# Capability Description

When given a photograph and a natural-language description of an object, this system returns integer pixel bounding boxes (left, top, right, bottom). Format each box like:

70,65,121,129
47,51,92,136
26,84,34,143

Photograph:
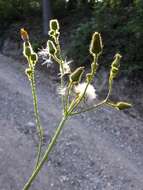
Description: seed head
74,82,96,102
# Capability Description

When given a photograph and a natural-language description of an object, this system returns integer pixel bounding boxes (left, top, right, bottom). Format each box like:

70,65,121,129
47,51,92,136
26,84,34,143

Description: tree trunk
42,0,52,35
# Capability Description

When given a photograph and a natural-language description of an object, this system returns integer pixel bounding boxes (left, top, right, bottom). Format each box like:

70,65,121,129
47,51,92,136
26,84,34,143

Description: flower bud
47,40,57,55
110,66,119,79
116,102,132,110
20,28,29,42
90,32,103,56
48,30,60,42
86,73,92,82
30,53,38,64
111,53,122,68
48,30,55,36
50,19,60,31
23,42,33,58
109,53,122,80
25,68,32,80
70,67,84,83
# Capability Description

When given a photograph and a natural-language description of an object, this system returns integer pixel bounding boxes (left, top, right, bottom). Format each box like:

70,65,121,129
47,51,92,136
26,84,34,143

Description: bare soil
0,54,143,190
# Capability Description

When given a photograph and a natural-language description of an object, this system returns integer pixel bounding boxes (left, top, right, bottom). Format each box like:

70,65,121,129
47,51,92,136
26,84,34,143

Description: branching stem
30,67,43,168
23,116,67,190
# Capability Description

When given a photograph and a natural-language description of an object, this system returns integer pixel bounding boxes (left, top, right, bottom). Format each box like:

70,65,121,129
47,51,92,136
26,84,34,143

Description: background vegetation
0,0,142,75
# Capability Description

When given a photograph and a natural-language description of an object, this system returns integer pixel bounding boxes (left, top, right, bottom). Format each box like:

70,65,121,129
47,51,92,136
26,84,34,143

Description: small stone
26,121,35,127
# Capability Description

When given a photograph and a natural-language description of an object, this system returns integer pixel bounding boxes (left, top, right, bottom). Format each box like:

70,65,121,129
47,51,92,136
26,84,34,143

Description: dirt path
0,54,143,190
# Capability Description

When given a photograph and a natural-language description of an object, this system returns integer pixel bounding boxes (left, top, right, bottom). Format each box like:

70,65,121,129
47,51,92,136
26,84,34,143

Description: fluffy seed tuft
74,82,96,102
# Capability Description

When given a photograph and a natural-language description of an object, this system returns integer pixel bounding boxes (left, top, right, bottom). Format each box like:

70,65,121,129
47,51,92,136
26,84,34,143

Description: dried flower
38,47,53,67
63,58,72,75
42,58,53,68
20,28,29,42
58,87,67,96
38,46,48,57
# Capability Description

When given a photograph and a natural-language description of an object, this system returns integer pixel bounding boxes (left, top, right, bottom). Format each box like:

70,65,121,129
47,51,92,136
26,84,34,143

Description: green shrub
67,19,97,67
67,0,143,73
0,0,41,23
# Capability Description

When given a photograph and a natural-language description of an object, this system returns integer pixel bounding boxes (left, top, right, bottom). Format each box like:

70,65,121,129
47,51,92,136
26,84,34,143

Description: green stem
30,67,43,168
105,79,113,102
23,116,67,190
70,100,106,116
68,81,90,114
54,39,65,112
60,65,65,112
52,55,65,112
68,55,99,114
69,79,113,117
69,77,113,116
65,82,72,113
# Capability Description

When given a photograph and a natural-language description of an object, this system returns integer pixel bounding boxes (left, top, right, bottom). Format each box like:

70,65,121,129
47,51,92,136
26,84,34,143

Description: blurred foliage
66,0,143,73
51,0,93,18
0,0,142,73
51,0,67,18
0,0,42,49
0,0,41,24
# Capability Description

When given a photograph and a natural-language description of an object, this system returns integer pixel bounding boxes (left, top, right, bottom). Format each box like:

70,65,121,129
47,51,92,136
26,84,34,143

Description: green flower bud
90,32,103,56
23,42,33,58
86,62,98,82
116,102,132,110
30,53,38,64
109,53,122,81
50,19,60,31
47,40,57,55
48,30,55,36
111,53,122,68
110,66,119,79
86,73,92,82
55,32,60,40
48,30,60,42
25,68,32,80
70,67,84,83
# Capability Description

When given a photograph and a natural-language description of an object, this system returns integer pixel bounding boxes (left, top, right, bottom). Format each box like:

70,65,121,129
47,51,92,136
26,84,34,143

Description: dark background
0,0,143,77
